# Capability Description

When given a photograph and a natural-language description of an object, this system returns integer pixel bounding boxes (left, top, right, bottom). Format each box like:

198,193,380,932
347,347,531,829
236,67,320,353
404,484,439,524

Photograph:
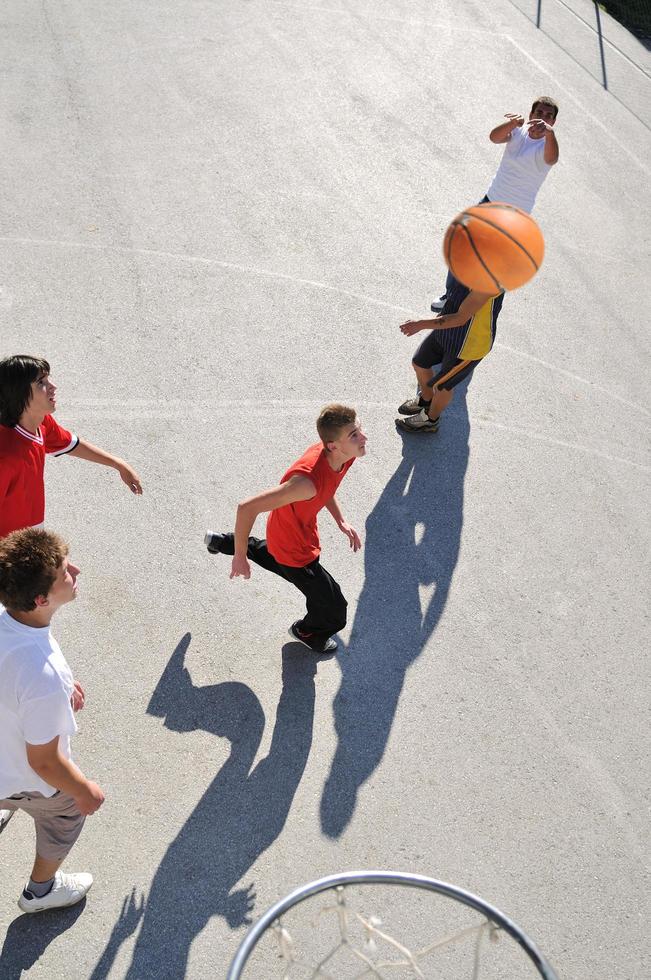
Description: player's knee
333,594,347,631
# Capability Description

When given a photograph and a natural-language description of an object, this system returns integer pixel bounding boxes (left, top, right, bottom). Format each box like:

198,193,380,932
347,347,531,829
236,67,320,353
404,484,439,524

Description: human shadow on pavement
90,633,317,979
320,387,470,837
0,900,85,978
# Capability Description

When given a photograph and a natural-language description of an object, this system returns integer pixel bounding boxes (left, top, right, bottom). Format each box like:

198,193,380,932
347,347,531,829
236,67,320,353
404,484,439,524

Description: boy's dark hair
531,95,559,119
316,404,357,447
0,528,68,612
0,355,50,427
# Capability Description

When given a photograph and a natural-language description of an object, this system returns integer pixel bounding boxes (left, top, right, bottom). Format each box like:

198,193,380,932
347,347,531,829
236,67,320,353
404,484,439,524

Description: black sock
418,396,431,408
25,876,55,898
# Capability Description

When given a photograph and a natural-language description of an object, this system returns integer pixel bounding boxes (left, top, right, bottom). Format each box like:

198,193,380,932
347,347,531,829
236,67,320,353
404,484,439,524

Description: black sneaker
204,531,226,554
288,622,337,653
430,295,447,312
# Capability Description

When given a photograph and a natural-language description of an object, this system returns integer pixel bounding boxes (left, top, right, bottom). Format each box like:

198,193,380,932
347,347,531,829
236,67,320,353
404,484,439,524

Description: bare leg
428,386,454,419
30,855,63,882
412,364,454,419
413,364,435,397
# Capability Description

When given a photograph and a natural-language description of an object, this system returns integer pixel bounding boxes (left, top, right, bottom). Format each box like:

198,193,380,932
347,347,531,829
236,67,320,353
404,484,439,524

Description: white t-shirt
0,608,77,798
486,125,552,213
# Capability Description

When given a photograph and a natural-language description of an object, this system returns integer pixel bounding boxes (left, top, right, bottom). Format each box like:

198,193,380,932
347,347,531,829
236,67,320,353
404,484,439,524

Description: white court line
61,399,650,473
265,0,650,174
265,1,503,35
2,234,649,416
473,418,650,473
504,35,650,173
495,344,650,417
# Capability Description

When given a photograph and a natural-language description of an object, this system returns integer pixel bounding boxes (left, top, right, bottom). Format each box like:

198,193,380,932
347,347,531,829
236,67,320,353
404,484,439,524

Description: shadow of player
320,388,470,837
90,633,316,980
0,900,86,978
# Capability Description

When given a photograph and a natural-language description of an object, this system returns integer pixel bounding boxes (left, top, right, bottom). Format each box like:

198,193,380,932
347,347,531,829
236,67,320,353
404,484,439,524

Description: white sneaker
0,809,14,835
18,870,93,913
430,295,447,312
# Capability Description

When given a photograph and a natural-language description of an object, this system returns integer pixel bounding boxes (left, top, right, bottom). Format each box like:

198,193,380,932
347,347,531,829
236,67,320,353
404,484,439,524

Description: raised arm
69,438,142,494
400,289,497,337
325,495,361,552
489,112,524,144
231,475,316,579
527,118,559,164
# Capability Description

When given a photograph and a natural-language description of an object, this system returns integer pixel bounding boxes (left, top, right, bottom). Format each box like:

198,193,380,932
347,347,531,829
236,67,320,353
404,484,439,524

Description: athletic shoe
430,295,447,312
0,809,14,835
395,410,440,434
204,531,226,554
397,396,430,416
18,871,93,913
288,622,337,653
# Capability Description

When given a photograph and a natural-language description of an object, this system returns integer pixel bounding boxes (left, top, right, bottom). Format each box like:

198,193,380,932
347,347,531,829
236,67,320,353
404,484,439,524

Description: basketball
442,202,545,292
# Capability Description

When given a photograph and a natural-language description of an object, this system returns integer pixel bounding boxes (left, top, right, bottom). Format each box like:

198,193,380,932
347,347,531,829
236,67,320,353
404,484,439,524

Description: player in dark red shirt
0,355,142,538
205,404,367,653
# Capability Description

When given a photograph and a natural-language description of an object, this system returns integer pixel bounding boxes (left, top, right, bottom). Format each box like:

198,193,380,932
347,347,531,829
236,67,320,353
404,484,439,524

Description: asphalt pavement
0,1,649,977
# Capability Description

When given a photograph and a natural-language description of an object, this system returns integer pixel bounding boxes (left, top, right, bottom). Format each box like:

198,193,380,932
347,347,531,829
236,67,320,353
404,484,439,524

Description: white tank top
486,126,552,213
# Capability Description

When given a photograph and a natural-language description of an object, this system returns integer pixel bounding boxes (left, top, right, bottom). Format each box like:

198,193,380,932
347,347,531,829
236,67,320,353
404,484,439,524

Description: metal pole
594,1,608,89
536,0,542,28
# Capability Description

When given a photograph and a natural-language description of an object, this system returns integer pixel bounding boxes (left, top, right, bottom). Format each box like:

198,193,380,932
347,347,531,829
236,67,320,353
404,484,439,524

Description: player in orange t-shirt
205,404,367,654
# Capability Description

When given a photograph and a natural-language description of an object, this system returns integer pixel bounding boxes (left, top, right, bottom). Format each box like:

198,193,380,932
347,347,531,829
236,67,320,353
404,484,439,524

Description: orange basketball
443,202,545,292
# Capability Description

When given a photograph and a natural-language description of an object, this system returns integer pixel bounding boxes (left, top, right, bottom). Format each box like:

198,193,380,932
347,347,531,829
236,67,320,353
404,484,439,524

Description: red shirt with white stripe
0,416,78,537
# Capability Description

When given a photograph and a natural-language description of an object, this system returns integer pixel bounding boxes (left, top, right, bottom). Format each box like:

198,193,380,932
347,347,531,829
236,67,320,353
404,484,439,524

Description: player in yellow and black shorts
396,276,504,434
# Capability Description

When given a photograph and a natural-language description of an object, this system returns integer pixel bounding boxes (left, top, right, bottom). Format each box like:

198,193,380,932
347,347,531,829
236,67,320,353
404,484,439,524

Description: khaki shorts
0,790,85,861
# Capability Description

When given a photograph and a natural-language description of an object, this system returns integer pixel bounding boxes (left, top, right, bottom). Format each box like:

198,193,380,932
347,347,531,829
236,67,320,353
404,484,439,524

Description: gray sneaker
0,809,14,835
18,870,93,913
398,396,430,416
395,410,440,434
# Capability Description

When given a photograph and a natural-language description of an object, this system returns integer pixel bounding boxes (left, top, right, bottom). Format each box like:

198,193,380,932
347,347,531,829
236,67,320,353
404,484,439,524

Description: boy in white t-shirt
0,528,105,913
431,96,559,310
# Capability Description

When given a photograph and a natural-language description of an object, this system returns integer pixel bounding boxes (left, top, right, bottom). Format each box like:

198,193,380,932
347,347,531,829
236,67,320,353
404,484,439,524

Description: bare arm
400,290,497,337
69,438,142,494
525,118,559,164
325,496,361,552
489,113,524,144
231,475,316,579
26,736,105,815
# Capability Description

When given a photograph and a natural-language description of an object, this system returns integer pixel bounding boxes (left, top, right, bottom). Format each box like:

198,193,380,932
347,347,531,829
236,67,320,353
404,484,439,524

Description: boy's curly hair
0,528,68,612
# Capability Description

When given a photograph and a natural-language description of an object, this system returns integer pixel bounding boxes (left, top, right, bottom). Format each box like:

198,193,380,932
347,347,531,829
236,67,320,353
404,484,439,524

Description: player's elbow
237,499,259,521
26,739,60,775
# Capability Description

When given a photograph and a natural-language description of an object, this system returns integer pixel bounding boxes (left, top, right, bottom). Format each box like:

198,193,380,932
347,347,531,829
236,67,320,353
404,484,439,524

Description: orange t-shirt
266,443,355,567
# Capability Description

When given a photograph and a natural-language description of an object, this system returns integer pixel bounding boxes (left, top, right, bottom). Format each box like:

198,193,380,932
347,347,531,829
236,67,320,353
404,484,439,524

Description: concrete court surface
0,0,649,977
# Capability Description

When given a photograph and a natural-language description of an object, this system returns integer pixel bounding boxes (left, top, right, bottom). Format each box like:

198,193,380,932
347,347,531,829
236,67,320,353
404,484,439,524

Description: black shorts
412,333,481,391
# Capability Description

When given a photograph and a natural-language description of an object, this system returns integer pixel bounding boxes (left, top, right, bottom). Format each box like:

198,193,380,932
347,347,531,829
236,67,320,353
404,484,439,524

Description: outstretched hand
230,555,252,580
505,112,525,127
400,319,430,337
339,522,362,552
527,118,552,136
118,462,143,494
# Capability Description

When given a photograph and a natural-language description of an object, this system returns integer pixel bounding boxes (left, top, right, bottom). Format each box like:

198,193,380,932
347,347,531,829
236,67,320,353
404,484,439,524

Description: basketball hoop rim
226,870,559,980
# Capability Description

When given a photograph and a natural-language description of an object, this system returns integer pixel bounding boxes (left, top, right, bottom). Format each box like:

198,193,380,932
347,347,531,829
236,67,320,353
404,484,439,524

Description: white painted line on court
264,2,503,35
1,235,647,418
263,0,651,173
504,35,651,174
59,400,650,473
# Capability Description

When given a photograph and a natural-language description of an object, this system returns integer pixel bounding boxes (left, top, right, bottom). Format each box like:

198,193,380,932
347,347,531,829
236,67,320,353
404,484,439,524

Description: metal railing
511,0,650,128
